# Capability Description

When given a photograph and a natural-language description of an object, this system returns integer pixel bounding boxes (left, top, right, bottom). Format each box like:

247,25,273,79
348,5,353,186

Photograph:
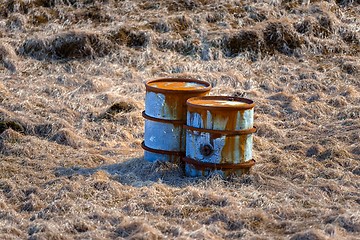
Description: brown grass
0,0,359,239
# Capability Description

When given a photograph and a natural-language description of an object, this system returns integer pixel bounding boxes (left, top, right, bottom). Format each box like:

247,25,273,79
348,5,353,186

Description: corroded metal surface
145,78,212,120
142,78,211,162
183,125,257,136
182,157,256,170
142,111,184,124
141,141,185,156
184,96,256,177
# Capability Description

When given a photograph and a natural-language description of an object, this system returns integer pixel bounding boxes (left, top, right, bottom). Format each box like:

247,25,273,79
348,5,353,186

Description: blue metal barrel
142,78,211,163
183,96,256,177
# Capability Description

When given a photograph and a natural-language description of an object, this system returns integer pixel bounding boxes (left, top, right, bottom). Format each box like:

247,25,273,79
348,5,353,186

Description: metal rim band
184,125,257,136
142,111,185,124
182,157,256,170
187,96,255,111
141,141,185,156
145,78,212,94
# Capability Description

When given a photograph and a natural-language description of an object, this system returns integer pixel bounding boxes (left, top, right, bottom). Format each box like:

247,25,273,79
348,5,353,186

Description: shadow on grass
54,157,204,188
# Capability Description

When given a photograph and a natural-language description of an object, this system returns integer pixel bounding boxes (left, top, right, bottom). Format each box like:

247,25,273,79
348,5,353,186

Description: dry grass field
0,0,359,239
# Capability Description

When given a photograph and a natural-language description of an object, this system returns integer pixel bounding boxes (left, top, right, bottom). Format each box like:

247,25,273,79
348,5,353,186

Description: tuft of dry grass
263,21,304,55
19,31,114,61
0,43,17,72
223,30,263,57
100,101,139,121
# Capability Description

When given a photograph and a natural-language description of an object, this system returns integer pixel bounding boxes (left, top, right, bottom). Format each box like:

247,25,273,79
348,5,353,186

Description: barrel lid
145,78,211,94
187,96,255,110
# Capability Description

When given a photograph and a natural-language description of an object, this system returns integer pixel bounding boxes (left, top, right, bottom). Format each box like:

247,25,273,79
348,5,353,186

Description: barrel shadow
54,157,202,187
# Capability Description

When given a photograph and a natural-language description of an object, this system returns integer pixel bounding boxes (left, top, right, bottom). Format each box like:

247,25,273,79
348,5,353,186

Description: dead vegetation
111,28,150,49
223,30,263,57
0,121,25,134
0,0,359,239
0,43,17,72
263,21,304,55
19,31,114,61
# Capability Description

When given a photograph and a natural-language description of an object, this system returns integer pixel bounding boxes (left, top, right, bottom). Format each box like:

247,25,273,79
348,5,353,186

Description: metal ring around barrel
141,141,185,156
142,111,185,125
182,157,255,170
184,125,257,136
143,78,211,163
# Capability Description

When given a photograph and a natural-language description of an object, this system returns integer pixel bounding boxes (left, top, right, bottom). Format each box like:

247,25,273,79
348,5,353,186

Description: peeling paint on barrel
142,78,211,162
184,96,255,177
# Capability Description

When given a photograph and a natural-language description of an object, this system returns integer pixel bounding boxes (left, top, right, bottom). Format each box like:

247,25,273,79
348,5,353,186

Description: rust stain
182,158,255,170
186,96,254,176
143,79,211,164
221,112,247,166
162,92,209,120
148,81,207,91
147,79,210,158
146,78,211,120
168,94,198,153
222,110,240,164
179,127,185,152
187,96,255,111
188,99,249,107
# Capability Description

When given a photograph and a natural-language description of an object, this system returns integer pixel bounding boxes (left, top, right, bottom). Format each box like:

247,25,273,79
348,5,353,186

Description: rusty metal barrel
142,78,211,162
183,96,256,177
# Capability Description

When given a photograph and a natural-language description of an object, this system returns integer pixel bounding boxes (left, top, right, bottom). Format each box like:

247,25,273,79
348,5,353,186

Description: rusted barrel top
145,78,211,94
144,78,211,121
187,96,255,111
